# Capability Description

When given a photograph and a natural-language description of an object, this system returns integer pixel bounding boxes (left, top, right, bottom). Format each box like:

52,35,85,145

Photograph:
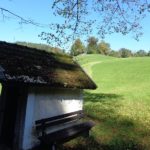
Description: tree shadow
83,92,124,122
60,136,142,150
84,91,123,102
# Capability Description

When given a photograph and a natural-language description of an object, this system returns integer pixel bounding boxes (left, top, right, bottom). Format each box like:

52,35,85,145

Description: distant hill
16,41,63,54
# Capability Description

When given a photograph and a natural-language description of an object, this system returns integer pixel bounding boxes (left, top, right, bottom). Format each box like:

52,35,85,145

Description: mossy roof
0,41,97,89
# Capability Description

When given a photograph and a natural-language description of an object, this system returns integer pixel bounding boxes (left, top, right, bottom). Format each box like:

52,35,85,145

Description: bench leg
52,144,56,150
52,145,56,150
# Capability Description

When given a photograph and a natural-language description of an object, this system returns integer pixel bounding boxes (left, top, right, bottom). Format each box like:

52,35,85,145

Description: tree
40,0,150,46
97,40,111,55
70,38,85,56
135,50,147,57
147,51,150,56
86,37,98,54
1,1,150,47
109,50,120,58
119,48,132,58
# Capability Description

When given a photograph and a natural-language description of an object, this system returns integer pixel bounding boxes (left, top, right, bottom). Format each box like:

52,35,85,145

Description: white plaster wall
22,87,83,150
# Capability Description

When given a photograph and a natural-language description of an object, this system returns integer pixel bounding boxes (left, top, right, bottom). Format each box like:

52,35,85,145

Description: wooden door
0,84,28,150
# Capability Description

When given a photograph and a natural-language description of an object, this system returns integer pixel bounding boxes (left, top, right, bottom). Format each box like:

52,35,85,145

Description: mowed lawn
64,55,150,150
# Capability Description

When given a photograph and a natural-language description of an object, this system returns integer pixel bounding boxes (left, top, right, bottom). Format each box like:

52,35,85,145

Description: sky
0,0,150,52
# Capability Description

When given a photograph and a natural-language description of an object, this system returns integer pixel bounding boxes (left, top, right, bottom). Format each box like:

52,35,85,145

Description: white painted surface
22,87,83,150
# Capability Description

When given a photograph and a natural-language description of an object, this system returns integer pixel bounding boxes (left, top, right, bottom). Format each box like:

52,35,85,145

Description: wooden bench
35,110,95,150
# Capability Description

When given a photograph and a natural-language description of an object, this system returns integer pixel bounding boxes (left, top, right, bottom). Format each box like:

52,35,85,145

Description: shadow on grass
60,92,145,150
32,92,147,150
83,92,124,123
32,136,142,150
60,136,142,150
84,91,123,103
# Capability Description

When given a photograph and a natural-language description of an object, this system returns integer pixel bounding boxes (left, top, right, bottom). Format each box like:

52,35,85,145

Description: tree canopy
135,49,148,57
97,40,110,55
1,1,150,47
70,39,85,56
70,36,149,57
86,37,98,54
40,0,150,46
118,48,133,58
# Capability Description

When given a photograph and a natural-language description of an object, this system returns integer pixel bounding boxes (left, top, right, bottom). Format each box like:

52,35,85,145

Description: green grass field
64,55,150,150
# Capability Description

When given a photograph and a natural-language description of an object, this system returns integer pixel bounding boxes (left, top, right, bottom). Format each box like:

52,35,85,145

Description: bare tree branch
0,7,49,27
1,0,150,48
116,0,132,25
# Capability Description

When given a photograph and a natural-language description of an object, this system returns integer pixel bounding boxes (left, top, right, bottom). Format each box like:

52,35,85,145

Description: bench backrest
35,110,84,132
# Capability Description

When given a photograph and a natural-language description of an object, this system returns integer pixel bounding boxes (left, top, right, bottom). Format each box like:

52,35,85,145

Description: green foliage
118,48,132,58
71,38,150,58
97,40,111,55
70,38,85,56
109,50,120,57
135,50,147,57
86,37,98,54
147,51,150,56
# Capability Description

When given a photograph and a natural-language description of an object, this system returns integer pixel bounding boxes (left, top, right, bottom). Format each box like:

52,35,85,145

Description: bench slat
35,110,95,147
39,121,95,144
36,113,84,130
35,110,83,125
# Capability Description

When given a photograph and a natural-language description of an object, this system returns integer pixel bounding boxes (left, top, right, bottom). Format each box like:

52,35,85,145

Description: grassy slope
76,54,115,77
76,54,115,64
65,55,150,150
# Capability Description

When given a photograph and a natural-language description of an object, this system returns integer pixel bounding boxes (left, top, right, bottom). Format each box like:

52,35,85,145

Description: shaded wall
22,87,83,150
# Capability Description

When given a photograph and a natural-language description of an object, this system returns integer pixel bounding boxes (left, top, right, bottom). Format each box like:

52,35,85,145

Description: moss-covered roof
0,41,97,89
